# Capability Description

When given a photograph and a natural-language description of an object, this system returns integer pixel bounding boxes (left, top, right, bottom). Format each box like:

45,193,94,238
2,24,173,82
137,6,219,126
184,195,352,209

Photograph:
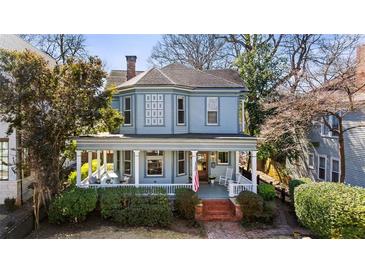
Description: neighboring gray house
75,56,258,198
0,34,55,204
288,46,365,188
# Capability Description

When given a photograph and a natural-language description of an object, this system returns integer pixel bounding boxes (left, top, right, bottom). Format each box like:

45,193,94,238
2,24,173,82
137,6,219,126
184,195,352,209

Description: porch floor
197,183,229,200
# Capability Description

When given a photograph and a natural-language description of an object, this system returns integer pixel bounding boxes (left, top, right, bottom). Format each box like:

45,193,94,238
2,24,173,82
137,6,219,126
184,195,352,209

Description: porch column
103,150,107,170
251,150,257,193
76,150,82,186
113,150,117,171
133,150,140,186
88,151,92,180
235,151,240,178
191,150,197,192
241,98,245,132
96,150,101,179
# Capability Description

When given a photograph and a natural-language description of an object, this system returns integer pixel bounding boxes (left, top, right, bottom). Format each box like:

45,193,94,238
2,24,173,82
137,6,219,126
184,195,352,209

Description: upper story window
177,96,185,125
308,153,314,169
124,96,132,126
0,139,9,180
145,94,164,126
207,97,218,125
321,115,339,137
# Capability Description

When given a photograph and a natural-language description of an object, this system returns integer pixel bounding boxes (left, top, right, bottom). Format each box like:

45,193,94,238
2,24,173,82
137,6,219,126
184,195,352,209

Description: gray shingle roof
205,69,244,86
115,63,246,90
0,34,56,66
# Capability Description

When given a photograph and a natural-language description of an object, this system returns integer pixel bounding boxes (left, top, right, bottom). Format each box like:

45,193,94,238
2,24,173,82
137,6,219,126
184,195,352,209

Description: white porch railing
80,183,193,196
228,182,254,197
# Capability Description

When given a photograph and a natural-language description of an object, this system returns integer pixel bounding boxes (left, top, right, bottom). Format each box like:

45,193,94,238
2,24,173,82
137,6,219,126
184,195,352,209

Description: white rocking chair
219,167,233,186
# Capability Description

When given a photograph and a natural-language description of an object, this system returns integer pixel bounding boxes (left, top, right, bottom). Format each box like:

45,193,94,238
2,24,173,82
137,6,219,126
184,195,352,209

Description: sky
84,34,162,72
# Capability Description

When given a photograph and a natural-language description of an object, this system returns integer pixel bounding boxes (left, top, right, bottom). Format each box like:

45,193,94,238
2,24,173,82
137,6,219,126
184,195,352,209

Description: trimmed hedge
258,183,275,201
68,159,98,185
175,188,199,220
48,187,98,224
289,178,311,203
295,182,365,239
98,188,172,227
237,191,264,222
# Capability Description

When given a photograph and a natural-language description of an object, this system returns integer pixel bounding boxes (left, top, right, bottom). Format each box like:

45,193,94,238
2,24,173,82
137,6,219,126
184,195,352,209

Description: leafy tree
0,49,123,226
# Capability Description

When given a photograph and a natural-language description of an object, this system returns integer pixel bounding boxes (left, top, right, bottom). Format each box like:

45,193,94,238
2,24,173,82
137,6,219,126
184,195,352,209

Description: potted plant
208,175,216,184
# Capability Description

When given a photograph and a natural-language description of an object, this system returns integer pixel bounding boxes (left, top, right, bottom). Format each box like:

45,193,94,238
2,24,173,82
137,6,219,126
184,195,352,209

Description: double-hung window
146,151,164,176
177,96,185,125
318,155,327,180
124,151,132,175
207,97,218,125
331,158,340,182
0,139,9,180
177,151,185,175
218,152,229,165
124,96,132,126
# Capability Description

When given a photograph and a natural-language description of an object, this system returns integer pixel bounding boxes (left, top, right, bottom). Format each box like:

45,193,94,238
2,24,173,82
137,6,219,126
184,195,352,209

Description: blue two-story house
75,56,258,198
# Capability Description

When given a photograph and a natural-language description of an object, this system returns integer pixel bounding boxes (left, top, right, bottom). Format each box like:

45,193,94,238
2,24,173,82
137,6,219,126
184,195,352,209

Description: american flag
193,160,199,192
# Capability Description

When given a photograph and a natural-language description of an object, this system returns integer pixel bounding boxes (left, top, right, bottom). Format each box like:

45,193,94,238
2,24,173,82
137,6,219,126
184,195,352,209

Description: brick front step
195,199,242,222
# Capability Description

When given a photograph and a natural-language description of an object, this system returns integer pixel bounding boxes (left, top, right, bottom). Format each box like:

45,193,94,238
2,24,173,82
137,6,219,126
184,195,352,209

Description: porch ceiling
75,133,257,151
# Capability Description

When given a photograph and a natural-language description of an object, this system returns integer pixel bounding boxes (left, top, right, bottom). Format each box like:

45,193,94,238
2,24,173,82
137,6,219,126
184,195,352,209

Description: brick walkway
203,200,311,239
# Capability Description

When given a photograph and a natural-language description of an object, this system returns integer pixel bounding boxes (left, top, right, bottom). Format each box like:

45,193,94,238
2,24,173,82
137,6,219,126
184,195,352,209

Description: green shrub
236,191,264,222
174,188,199,220
295,182,365,239
4,197,17,211
289,178,311,203
258,183,276,201
48,187,98,224
68,159,98,185
98,187,172,227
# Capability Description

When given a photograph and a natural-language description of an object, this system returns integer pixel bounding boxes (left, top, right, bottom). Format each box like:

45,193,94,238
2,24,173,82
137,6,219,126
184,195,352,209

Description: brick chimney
126,55,137,81
356,45,365,88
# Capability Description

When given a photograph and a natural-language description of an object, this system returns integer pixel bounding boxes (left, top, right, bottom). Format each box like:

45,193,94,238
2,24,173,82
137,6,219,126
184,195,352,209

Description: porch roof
75,133,257,151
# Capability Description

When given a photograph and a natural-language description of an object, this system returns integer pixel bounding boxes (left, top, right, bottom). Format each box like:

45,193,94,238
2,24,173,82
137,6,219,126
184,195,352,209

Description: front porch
74,133,258,198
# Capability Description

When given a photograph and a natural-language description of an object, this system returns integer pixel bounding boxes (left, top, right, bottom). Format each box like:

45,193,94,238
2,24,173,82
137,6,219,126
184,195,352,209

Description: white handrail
228,181,254,197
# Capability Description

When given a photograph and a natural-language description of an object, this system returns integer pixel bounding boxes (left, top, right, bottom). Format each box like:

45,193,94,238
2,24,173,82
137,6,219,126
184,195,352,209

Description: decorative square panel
157,110,163,117
157,118,163,125
157,94,163,101
145,118,151,125
157,102,163,109
152,109,157,117
146,110,151,117
152,94,157,101
145,94,151,101
145,102,151,109
151,118,157,125
152,102,157,109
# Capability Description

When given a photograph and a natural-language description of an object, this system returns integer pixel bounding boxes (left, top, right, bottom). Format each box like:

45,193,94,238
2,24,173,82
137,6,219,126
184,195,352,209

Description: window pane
178,110,185,124
322,117,330,135
331,116,339,136
332,172,339,182
178,97,184,110
124,110,131,124
309,154,314,167
125,151,131,161
0,140,9,180
125,97,131,110
332,159,339,172
208,111,217,124
178,151,184,160
124,161,131,175
218,152,229,164
319,157,326,168
319,168,325,180
147,159,163,175
178,160,185,174
207,97,218,111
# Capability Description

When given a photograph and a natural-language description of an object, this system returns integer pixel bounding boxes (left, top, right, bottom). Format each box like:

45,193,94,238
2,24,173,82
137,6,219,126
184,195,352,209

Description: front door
197,152,208,181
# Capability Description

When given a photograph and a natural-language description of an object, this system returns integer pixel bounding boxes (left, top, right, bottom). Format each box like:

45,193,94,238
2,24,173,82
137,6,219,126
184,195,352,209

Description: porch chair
219,167,233,186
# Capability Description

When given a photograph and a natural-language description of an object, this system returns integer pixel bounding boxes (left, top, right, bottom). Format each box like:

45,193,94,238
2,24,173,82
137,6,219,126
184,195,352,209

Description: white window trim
177,151,186,176
123,151,132,176
177,96,185,126
206,97,219,125
217,151,229,165
330,157,340,182
123,96,132,126
308,153,314,169
146,152,164,177
318,154,327,181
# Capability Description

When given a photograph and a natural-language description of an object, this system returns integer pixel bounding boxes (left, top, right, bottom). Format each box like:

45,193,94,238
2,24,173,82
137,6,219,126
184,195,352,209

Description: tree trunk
338,118,346,183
